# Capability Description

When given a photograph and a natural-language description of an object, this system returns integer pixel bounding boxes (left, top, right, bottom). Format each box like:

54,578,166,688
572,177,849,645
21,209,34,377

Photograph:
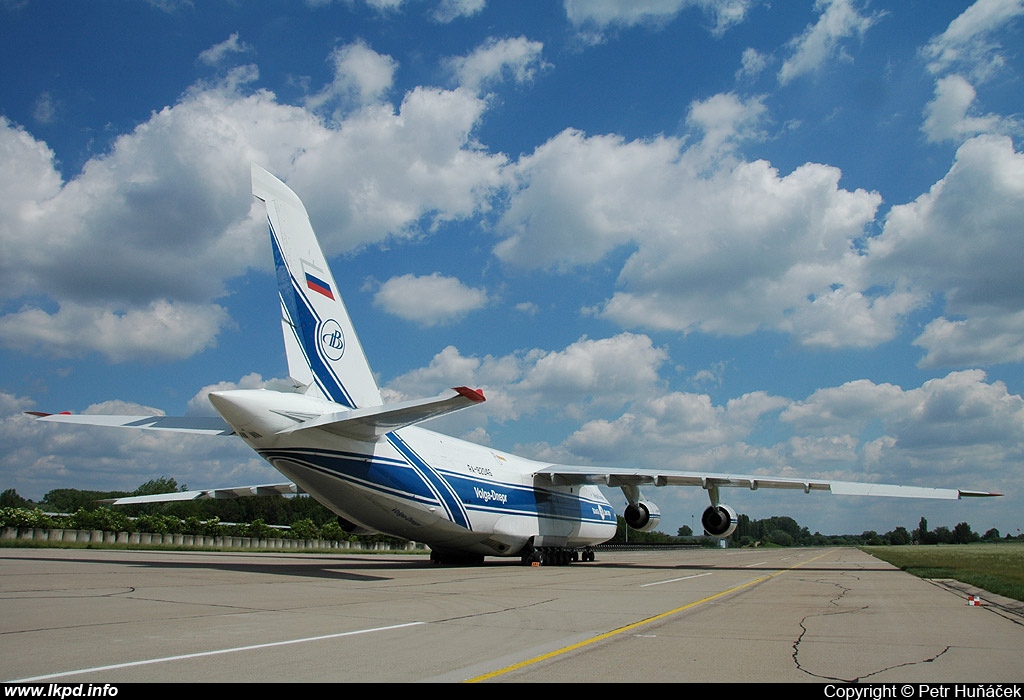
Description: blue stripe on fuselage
258,445,615,529
387,433,470,528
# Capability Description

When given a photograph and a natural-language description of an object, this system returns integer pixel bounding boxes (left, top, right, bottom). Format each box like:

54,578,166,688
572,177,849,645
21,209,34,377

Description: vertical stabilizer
252,164,382,408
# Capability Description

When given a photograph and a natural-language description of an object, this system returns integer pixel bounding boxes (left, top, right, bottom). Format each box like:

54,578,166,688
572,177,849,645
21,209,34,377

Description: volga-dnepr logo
319,319,345,361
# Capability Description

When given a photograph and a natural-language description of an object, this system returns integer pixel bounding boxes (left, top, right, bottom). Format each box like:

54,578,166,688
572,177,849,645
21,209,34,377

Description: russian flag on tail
305,271,335,300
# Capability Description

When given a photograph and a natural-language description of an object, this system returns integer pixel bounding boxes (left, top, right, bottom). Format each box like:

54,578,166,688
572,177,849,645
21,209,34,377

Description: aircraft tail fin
252,164,383,408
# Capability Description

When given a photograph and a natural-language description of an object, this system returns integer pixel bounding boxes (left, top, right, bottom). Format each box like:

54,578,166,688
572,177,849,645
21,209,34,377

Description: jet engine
624,501,661,532
701,504,738,537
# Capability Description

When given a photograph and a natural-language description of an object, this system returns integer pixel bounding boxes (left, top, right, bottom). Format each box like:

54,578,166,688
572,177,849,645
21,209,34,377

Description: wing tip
454,386,486,403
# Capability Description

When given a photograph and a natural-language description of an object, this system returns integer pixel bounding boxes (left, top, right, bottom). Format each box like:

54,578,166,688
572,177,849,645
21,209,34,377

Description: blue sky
2,0,1022,538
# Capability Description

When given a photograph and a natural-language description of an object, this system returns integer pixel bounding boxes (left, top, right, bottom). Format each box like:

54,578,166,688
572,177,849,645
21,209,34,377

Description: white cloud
197,33,252,67
685,92,768,165
496,116,893,346
736,47,768,81
914,312,1024,369
922,74,1008,143
382,332,669,427
0,61,506,364
516,333,668,407
431,0,486,23
0,300,230,362
2,397,273,501
922,0,1024,81
868,135,1024,364
445,36,549,92
563,0,755,37
372,273,489,326
306,40,399,112
778,0,881,85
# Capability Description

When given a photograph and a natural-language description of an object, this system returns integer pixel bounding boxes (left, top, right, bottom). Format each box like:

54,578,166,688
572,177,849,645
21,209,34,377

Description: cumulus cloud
372,273,489,326
0,55,505,363
771,370,1024,489
868,135,1024,364
306,40,399,113
921,0,1024,82
778,0,881,85
914,313,1024,368
494,105,899,347
382,332,669,428
0,301,229,362
922,74,1009,143
2,394,273,499
445,36,549,92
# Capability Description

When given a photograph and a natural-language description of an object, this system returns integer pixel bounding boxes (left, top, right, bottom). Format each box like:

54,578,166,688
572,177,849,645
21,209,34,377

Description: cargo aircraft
31,165,1001,565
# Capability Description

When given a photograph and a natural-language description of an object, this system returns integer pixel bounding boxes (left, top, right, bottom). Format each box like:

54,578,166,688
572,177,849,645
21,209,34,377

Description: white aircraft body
32,165,1001,565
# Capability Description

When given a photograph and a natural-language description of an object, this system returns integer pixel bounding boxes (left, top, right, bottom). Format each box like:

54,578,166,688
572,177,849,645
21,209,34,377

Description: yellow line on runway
462,549,834,683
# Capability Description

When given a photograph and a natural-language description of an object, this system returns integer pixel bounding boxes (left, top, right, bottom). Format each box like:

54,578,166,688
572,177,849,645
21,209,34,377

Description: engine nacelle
701,504,738,537
623,501,661,532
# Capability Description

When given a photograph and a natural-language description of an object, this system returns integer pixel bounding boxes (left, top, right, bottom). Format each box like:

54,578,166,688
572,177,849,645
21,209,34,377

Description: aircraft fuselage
209,389,619,558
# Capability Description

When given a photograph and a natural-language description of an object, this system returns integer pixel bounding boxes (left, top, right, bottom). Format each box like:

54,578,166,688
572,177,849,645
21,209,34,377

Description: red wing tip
453,386,486,402
25,411,72,417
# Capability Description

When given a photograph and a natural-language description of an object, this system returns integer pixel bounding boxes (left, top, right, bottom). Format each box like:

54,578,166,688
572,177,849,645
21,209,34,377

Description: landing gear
521,546,596,566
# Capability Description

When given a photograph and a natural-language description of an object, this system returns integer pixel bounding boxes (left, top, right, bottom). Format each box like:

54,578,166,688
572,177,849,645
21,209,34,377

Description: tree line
0,479,408,546
611,512,1014,547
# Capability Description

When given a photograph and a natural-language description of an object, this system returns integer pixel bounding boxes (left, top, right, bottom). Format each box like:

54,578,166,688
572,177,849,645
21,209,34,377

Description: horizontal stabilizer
276,386,485,441
29,412,234,436
534,466,1001,500
98,483,301,505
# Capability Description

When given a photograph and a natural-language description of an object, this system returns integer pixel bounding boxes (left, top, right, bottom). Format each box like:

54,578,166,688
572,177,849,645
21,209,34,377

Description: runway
1,547,1021,683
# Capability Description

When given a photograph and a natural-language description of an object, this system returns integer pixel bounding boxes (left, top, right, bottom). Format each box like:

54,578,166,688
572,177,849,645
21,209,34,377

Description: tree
40,489,127,513
887,526,911,545
914,516,928,544
0,488,29,508
767,529,794,547
289,518,320,540
952,522,979,544
132,477,184,496
677,524,693,537
861,530,883,546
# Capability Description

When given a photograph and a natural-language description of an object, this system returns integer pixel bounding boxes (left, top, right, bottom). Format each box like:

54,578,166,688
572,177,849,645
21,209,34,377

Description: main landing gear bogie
522,546,596,566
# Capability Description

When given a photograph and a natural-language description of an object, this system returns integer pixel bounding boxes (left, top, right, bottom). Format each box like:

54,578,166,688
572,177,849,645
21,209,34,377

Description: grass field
862,543,1024,602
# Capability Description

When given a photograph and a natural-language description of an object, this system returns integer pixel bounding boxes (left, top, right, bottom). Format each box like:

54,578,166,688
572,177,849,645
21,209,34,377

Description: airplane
30,164,1002,566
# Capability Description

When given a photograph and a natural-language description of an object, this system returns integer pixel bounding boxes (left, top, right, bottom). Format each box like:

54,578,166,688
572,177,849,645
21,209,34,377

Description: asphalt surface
2,547,1021,683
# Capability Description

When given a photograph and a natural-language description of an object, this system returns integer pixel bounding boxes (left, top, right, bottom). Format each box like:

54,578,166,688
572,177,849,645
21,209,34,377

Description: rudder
252,164,383,408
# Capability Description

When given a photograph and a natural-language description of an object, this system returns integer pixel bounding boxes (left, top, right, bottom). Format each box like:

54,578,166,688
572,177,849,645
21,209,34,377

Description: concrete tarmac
1,547,1021,684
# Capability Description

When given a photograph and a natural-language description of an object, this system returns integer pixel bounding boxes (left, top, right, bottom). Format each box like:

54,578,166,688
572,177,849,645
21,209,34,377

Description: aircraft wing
275,386,486,441
97,483,302,506
533,465,1000,500
28,412,234,435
